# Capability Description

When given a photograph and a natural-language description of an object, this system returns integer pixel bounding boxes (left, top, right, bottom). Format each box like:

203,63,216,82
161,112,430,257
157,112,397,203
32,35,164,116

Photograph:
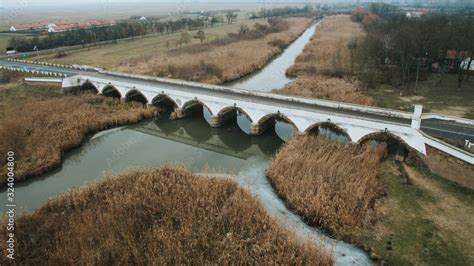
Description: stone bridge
59,70,473,165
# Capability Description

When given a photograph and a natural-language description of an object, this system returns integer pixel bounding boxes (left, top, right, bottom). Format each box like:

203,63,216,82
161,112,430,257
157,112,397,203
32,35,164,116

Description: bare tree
225,12,238,24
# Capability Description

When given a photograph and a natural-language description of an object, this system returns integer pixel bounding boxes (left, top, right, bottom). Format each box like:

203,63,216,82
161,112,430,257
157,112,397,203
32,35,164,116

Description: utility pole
33,46,39,60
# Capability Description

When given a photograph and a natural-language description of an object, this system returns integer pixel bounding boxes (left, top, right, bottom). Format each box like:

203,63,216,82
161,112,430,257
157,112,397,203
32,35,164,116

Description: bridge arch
304,121,352,142
182,99,214,115
216,106,254,133
152,94,178,109
256,113,298,140
80,82,99,94
125,89,148,104
257,113,298,130
217,106,253,122
358,131,410,157
101,85,122,98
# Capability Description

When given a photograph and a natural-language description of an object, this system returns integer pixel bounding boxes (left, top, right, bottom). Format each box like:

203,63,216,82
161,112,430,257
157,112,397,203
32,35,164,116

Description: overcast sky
1,0,319,7
2,0,332,8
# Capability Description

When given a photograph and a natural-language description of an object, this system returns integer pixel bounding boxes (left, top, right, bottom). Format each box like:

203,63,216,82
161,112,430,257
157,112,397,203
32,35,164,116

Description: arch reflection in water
306,123,351,144
2,112,283,212
275,119,295,142
146,111,283,158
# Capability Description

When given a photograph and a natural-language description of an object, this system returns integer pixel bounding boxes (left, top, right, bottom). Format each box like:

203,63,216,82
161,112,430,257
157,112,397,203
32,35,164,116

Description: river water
228,22,319,92
1,21,372,265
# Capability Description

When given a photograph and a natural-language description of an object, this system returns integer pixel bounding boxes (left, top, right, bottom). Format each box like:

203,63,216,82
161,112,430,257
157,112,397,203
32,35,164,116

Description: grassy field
117,17,311,84
35,18,268,68
0,35,9,53
274,15,374,105
267,134,474,264
0,2,293,30
0,166,332,264
35,17,311,85
368,73,474,118
0,71,156,185
352,161,474,265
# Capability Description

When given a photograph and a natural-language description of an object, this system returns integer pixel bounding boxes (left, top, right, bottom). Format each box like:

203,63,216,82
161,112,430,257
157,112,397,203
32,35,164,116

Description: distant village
9,19,116,33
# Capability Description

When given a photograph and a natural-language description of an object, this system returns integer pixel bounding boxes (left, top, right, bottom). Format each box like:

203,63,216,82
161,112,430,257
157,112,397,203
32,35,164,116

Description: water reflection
1,113,283,213
275,120,295,141
228,22,320,92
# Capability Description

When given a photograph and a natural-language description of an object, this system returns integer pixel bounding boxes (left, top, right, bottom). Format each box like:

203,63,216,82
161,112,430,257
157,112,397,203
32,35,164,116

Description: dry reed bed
0,166,333,265
275,15,374,105
0,84,156,185
276,75,375,105
267,135,385,238
116,18,311,84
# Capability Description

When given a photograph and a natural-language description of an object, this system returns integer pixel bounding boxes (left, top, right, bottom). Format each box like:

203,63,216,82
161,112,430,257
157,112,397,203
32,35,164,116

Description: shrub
0,70,22,83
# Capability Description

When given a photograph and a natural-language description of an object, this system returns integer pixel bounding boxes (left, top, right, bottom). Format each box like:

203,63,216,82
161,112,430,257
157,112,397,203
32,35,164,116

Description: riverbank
273,15,375,105
0,74,157,185
267,134,474,264
0,165,333,265
115,17,312,84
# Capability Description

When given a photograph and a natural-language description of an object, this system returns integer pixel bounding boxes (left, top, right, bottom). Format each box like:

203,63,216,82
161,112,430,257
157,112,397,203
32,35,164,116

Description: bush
0,70,22,83
268,38,287,49
54,51,68,58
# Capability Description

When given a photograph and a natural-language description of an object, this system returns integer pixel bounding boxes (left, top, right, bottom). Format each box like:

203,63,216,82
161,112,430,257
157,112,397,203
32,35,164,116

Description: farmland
33,18,270,68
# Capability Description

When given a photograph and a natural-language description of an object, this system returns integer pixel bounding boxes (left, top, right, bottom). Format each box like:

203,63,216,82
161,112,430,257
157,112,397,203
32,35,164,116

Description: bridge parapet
61,74,473,164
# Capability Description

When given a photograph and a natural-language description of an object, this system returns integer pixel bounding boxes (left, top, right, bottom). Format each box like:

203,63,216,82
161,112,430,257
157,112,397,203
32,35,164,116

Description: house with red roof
10,19,115,32
10,21,50,31
47,20,115,33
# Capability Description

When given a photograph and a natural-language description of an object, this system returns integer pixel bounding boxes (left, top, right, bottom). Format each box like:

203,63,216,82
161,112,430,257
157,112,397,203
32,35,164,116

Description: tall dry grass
0,166,333,265
276,75,375,106
116,17,311,84
0,83,156,185
274,15,375,105
287,15,363,77
267,135,385,238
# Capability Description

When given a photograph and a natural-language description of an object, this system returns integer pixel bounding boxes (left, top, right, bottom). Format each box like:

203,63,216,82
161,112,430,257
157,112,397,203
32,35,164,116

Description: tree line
8,17,226,53
249,5,315,19
350,3,473,90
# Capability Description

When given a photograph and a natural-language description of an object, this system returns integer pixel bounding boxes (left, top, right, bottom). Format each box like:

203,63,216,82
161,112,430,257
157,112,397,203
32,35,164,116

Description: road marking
421,126,474,138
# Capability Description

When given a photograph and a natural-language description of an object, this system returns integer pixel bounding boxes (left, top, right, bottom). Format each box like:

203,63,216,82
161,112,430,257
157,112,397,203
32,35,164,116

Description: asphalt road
1,59,473,145
0,60,80,76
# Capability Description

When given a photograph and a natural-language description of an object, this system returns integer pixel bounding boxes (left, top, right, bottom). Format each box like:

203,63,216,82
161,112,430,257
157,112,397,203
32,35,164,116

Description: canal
0,20,372,265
